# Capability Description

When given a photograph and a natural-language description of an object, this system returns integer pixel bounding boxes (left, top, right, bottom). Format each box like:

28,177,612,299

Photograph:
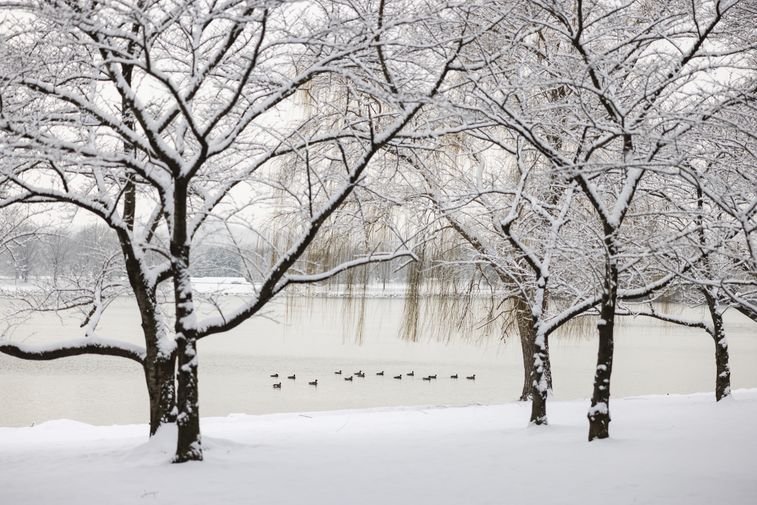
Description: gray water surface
1,296,755,427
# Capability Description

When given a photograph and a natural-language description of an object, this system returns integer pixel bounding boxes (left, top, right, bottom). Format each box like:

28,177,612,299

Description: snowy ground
1,391,755,505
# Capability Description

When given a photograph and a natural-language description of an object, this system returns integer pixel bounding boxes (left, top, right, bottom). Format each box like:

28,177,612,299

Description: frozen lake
1,296,755,427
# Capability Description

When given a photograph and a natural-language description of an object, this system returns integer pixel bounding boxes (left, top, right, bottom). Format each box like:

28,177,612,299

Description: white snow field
1,390,755,505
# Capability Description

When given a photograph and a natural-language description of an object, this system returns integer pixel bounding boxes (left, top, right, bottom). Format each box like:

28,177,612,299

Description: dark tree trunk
515,292,553,407
587,317,614,440
118,40,178,437
514,295,535,401
172,180,203,463
588,236,618,441
695,184,732,401
704,292,731,401
174,334,202,462
122,274,176,437
529,328,549,425
135,290,177,437
543,332,553,391
144,354,177,436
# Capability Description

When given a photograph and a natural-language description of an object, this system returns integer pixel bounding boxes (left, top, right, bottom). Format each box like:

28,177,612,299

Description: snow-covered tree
441,0,755,438
0,0,477,462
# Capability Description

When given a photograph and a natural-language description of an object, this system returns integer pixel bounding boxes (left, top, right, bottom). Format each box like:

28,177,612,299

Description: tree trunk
704,292,731,401
695,184,732,401
530,327,549,425
515,292,553,406
144,354,177,436
543,332,553,391
514,295,534,401
174,334,202,462
587,319,614,441
588,237,618,441
117,52,177,437
172,180,203,463
127,285,176,437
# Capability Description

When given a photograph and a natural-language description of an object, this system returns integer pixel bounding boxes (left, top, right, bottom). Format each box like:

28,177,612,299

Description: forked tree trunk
588,239,618,441
119,42,178,437
704,292,731,401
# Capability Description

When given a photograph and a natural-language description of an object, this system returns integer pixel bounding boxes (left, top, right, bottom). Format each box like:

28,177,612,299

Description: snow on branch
278,250,417,288
541,251,709,338
616,304,714,336
0,337,145,364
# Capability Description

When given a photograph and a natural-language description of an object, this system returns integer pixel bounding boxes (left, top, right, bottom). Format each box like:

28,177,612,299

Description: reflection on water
1,296,755,427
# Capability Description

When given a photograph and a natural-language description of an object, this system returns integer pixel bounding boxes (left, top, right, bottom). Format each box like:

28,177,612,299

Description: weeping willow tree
398,224,508,343
387,120,564,401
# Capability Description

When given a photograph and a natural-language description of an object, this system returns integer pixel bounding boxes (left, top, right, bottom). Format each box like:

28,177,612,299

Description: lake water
1,296,755,427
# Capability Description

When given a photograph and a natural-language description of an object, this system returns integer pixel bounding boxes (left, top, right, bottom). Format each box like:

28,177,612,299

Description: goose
376,371,384,376
287,374,296,380
272,382,282,389
334,370,342,375
308,379,318,386
466,374,476,380
344,376,354,381
354,370,363,375
450,374,458,379
393,375,402,380
406,371,414,377
270,373,279,378
356,371,366,378
422,376,432,381
428,374,437,379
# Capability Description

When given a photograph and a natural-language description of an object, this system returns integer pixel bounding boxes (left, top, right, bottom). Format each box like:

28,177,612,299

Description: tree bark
704,292,731,401
132,286,177,436
588,235,618,441
734,304,757,324
514,295,535,401
174,333,201,462
543,332,553,391
696,183,732,402
120,267,176,436
172,180,203,463
144,354,177,436
117,32,178,437
515,292,554,404
530,326,549,425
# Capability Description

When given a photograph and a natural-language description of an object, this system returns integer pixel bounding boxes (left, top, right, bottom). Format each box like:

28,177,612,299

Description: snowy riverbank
1,390,755,505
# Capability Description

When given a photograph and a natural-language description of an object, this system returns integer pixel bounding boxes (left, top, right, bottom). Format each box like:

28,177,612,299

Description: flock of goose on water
269,370,476,389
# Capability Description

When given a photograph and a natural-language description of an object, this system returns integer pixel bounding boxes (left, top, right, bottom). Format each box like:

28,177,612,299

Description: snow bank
1,391,755,505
